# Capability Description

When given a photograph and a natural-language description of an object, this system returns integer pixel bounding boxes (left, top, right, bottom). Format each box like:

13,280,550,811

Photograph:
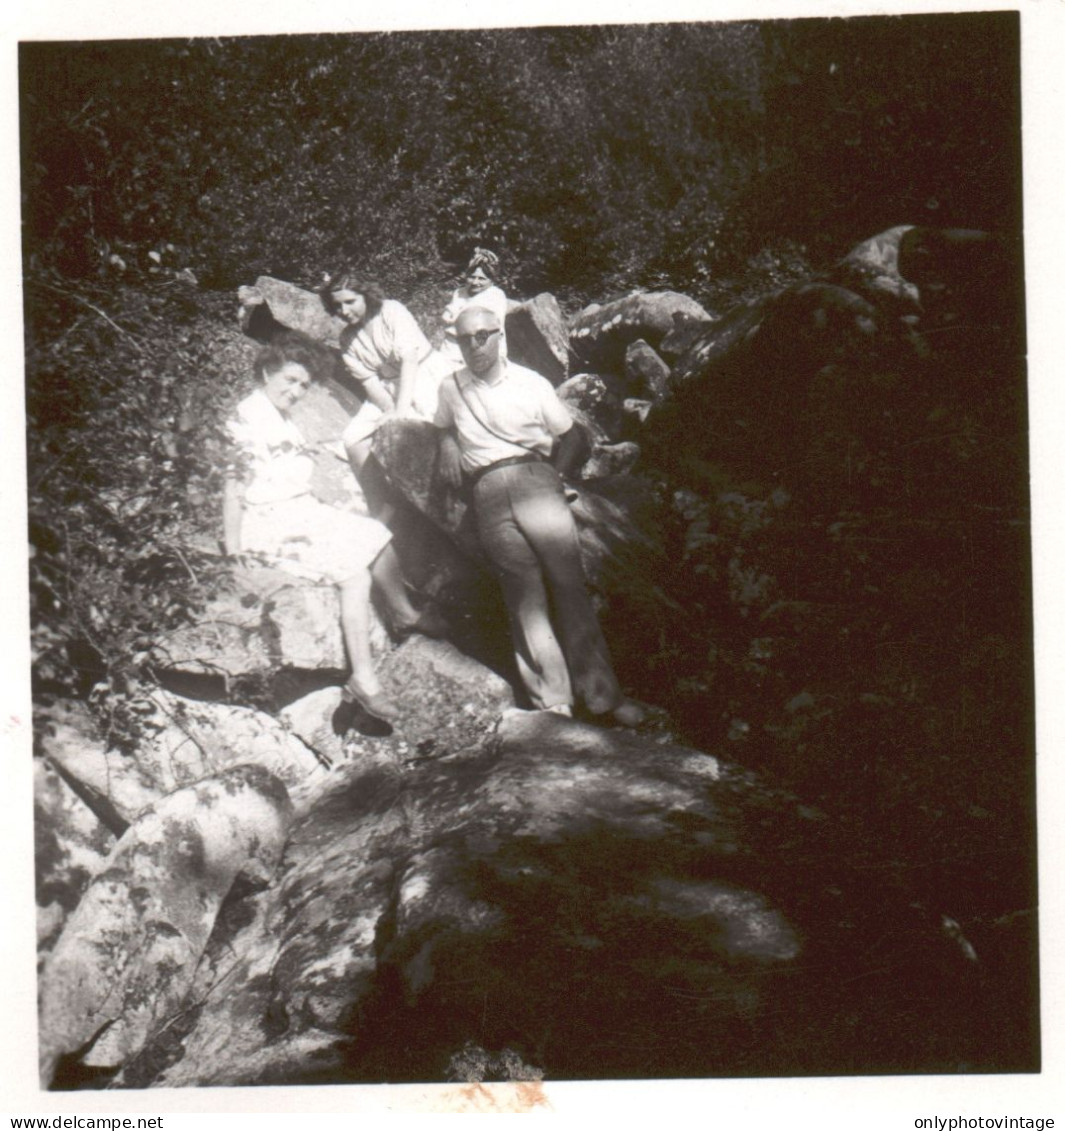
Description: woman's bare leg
335,570,402,724
337,571,380,695
370,543,419,629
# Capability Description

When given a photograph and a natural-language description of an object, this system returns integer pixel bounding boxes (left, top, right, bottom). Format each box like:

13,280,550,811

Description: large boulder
665,296,767,388
280,635,516,772
236,280,367,414
368,420,454,530
832,223,920,307
669,281,881,391
624,339,672,403
650,224,1022,496
569,290,715,375
504,293,570,385
375,635,516,752
652,279,899,487
152,564,390,688
134,758,408,1089
238,276,346,345
36,691,329,824
38,764,293,1088
33,757,116,957
555,372,626,441
113,710,976,1087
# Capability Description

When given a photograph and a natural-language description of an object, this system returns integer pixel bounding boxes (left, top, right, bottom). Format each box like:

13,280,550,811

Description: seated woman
322,274,453,502
439,248,509,366
223,341,439,726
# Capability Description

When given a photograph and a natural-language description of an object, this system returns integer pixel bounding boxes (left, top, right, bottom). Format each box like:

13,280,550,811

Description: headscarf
466,247,500,279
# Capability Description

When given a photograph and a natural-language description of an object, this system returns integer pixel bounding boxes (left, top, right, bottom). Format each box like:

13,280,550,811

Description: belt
466,453,544,489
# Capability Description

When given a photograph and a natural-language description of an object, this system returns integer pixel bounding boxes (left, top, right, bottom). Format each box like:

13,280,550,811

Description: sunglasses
456,328,500,348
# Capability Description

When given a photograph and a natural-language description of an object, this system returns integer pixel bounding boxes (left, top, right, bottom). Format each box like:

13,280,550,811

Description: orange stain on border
415,1081,552,1112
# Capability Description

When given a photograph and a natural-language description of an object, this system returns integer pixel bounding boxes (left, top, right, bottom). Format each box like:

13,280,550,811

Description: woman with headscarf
439,248,509,366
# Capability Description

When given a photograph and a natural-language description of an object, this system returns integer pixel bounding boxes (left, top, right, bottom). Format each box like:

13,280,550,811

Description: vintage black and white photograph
9,0,1059,1113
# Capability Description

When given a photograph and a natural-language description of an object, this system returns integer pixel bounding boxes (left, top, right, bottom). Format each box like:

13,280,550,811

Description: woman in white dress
223,341,441,725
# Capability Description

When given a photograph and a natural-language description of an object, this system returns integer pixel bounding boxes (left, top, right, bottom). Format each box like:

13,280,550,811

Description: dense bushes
20,15,1020,308
608,277,1033,966
26,277,257,734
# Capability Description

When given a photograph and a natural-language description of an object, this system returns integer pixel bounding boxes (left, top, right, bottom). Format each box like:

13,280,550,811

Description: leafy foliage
21,16,1020,307
26,277,257,722
617,277,1032,964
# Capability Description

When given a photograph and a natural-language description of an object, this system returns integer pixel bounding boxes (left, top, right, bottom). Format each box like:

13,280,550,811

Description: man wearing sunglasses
433,306,645,727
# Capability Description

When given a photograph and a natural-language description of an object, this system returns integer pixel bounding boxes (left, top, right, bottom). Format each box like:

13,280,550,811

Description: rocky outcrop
38,633,519,1085
504,293,569,384
152,564,392,689
238,277,346,345
36,264,1009,1090
624,339,672,403
833,223,920,306
94,708,975,1088
34,757,116,957
555,373,626,440
569,290,715,374
38,765,293,1088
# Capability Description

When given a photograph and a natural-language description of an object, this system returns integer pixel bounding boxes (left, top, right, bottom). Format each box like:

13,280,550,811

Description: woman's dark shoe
331,697,394,739
331,697,362,737
334,680,400,727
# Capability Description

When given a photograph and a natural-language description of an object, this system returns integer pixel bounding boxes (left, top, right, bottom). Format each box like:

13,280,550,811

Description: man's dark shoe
609,698,647,728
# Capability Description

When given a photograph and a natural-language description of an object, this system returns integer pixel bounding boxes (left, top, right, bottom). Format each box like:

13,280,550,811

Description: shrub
26,275,256,715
